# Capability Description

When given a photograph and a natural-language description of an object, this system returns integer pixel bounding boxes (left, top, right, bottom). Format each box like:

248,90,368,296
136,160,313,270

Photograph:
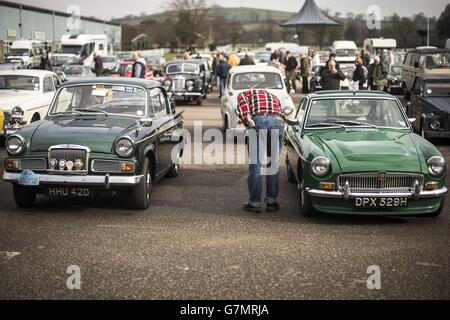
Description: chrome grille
172,77,185,92
92,160,121,173
20,159,47,170
338,173,425,193
48,145,89,173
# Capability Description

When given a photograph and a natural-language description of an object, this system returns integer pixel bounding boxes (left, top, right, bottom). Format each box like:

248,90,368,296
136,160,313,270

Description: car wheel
13,185,37,207
195,96,202,106
298,173,316,217
286,158,297,184
131,158,152,210
167,149,182,178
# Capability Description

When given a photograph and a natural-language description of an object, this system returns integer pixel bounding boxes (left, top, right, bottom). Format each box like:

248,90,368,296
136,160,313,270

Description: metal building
0,0,121,59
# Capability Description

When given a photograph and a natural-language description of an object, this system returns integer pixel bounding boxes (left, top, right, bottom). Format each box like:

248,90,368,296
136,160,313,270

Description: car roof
406,48,450,54
308,90,396,98
415,73,450,81
229,65,282,75
167,59,206,65
60,77,162,88
0,69,55,77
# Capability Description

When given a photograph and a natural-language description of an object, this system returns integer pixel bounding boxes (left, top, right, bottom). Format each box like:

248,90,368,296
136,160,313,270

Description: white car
221,66,295,133
0,70,61,137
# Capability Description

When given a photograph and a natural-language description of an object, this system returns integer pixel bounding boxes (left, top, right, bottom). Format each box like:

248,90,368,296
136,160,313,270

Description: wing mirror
283,106,295,116
56,71,68,83
139,118,153,128
408,118,416,124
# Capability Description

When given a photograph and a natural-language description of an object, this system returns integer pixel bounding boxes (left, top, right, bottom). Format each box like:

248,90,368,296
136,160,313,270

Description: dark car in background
50,54,78,72
385,64,405,95
406,73,450,139
61,65,95,81
164,59,209,106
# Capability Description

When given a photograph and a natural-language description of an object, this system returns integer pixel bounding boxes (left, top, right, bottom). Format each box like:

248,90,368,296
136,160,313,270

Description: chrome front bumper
3,172,144,188
172,92,202,97
307,187,448,200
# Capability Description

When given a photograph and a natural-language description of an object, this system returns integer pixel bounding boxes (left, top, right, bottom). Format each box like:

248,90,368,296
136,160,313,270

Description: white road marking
0,251,21,261
416,262,442,268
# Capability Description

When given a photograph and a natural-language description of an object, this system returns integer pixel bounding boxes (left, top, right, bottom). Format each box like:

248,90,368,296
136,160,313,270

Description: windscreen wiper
74,108,108,116
334,120,377,128
307,123,346,128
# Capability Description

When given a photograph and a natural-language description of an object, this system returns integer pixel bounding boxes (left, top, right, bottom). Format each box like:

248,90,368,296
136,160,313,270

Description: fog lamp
121,162,135,173
320,182,335,191
6,159,20,169
74,159,84,171
430,120,441,130
425,182,439,191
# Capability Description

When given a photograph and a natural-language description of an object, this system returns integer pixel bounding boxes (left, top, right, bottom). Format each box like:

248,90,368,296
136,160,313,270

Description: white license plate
48,187,90,197
355,197,408,208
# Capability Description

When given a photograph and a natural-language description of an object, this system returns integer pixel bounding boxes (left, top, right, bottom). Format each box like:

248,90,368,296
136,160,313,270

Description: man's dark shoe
243,204,262,213
266,203,280,212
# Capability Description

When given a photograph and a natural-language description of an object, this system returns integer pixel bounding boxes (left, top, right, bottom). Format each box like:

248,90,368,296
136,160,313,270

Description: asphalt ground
0,93,449,300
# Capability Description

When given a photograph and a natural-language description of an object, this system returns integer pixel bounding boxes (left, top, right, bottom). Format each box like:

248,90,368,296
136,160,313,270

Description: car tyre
131,158,152,210
13,185,37,207
195,96,202,106
286,158,297,184
167,149,182,178
298,173,316,217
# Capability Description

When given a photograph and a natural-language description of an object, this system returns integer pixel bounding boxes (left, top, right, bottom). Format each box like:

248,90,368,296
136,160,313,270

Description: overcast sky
15,0,447,20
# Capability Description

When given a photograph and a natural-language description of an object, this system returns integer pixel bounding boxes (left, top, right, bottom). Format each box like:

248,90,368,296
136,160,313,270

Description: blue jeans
247,115,285,208
219,78,227,97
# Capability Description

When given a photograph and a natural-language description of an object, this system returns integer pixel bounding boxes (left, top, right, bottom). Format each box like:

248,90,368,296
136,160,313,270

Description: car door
410,78,423,129
150,88,177,175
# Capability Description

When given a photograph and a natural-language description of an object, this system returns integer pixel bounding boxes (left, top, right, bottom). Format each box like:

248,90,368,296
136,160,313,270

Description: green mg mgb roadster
285,91,447,217
3,78,184,210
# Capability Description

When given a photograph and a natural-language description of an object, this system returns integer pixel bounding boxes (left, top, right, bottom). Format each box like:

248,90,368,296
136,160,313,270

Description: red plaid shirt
237,89,285,126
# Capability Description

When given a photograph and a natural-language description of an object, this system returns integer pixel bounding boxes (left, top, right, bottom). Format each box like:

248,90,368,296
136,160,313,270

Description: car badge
59,159,66,170
49,158,58,169
66,161,74,171
378,172,386,181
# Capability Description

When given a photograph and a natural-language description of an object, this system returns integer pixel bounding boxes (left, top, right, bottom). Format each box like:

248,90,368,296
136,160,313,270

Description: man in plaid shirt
237,89,286,213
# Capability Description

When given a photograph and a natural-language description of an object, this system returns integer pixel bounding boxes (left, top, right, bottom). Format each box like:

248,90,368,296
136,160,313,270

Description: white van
363,38,397,64
60,34,110,67
331,40,358,64
8,40,45,69
265,42,309,56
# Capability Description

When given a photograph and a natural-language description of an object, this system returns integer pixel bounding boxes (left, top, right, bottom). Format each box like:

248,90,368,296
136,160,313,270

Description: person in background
239,53,255,66
268,53,284,74
212,52,220,88
40,51,52,71
352,57,366,91
325,53,340,70
386,49,395,68
132,52,147,79
368,56,387,91
311,48,321,68
94,53,104,77
228,53,240,68
320,60,346,90
364,46,371,68
300,54,311,94
237,88,287,213
284,51,298,94
183,49,191,60
270,49,280,62
216,54,231,99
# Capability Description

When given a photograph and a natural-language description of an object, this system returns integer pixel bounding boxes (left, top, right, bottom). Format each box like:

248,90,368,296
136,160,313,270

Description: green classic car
3,78,184,210
285,91,447,217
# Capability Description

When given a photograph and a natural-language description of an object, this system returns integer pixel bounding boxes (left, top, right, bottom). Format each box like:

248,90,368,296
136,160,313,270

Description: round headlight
430,120,441,130
11,106,24,116
427,156,446,176
115,138,134,158
311,156,331,177
6,135,25,155
186,80,194,91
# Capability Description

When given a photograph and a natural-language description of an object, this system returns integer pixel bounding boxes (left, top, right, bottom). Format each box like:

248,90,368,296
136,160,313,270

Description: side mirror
284,106,295,116
139,118,153,128
408,118,416,124
56,71,67,83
